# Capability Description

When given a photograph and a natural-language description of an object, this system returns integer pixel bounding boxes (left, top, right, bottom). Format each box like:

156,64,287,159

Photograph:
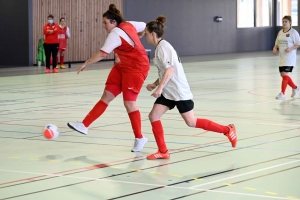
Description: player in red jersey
68,4,150,152
56,17,70,69
43,14,59,73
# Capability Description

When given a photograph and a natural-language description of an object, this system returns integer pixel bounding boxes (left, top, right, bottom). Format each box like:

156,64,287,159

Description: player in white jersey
273,15,300,100
144,16,237,160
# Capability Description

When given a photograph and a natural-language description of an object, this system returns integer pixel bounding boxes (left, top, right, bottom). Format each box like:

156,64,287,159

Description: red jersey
58,26,69,49
43,23,59,44
113,22,150,73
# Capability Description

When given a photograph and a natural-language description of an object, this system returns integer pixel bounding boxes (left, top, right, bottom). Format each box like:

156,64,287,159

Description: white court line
0,169,297,200
190,160,300,189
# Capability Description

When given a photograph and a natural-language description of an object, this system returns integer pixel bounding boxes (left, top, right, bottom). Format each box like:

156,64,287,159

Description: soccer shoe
147,150,170,160
131,137,148,152
276,92,285,100
55,65,58,69
67,122,88,135
291,87,299,98
52,68,58,73
45,68,50,73
225,124,237,148
60,65,66,69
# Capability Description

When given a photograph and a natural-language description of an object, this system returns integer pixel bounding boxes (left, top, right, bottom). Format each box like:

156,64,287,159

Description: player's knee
101,90,115,103
124,101,137,113
185,120,196,127
148,112,157,122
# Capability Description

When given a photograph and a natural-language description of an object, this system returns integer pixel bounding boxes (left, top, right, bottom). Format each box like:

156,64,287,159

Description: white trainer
131,137,148,152
275,92,285,100
291,86,299,98
67,122,88,135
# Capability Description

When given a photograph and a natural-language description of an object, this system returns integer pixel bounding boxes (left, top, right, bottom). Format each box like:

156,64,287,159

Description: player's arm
128,21,146,38
137,29,145,38
273,37,279,55
157,67,173,89
287,44,300,51
146,78,159,91
44,25,51,35
77,31,120,74
151,67,173,98
77,51,108,74
286,31,300,53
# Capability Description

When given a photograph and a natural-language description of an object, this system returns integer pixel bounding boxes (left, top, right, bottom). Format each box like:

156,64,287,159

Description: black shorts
279,66,293,73
154,94,194,114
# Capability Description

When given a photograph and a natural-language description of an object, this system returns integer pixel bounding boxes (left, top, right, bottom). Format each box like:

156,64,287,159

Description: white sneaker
291,86,299,98
275,92,285,100
131,137,148,152
67,122,88,135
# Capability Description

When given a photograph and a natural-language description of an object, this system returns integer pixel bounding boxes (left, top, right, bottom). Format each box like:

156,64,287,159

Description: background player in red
68,4,150,152
144,16,237,160
56,17,70,69
273,15,300,100
43,14,59,73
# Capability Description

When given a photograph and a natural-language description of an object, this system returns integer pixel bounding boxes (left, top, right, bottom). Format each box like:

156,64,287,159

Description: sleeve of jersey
100,31,122,54
292,30,300,46
43,25,50,35
66,27,71,38
157,46,174,69
128,21,146,33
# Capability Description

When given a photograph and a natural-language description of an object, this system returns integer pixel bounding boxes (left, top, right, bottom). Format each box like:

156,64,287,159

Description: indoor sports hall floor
0,51,299,200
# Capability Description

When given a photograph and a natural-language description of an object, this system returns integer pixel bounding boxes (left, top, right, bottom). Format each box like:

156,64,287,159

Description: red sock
60,55,64,65
151,120,167,153
82,100,108,127
281,76,289,94
286,76,297,89
128,110,142,139
196,118,228,134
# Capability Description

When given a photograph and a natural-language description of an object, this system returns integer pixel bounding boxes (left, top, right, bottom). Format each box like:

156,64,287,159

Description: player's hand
151,88,162,98
77,64,87,74
272,48,277,55
146,83,156,91
285,48,291,53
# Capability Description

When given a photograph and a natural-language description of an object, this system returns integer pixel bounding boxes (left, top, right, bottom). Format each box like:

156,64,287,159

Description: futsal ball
43,124,59,140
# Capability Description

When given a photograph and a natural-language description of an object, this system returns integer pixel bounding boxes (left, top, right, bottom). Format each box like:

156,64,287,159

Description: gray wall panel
0,0,30,66
236,28,276,52
124,0,279,56
124,0,237,56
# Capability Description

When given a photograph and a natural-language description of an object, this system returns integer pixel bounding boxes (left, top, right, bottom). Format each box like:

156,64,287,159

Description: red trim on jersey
100,50,109,54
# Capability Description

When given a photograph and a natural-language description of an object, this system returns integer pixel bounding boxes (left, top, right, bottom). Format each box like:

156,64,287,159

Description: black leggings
43,43,59,69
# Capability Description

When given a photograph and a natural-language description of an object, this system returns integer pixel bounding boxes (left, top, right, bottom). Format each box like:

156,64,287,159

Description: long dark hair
102,4,125,25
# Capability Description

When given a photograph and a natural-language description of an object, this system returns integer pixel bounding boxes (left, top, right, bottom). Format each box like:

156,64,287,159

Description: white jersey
101,21,145,54
275,28,300,66
154,40,193,101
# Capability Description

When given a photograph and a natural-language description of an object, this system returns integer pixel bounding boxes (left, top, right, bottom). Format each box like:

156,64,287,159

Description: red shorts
58,48,65,52
105,65,148,101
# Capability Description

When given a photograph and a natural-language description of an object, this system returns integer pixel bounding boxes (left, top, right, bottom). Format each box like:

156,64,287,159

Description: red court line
0,139,226,186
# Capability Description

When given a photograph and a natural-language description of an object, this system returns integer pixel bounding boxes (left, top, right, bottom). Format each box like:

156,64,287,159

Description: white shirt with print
154,40,193,101
275,28,300,66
